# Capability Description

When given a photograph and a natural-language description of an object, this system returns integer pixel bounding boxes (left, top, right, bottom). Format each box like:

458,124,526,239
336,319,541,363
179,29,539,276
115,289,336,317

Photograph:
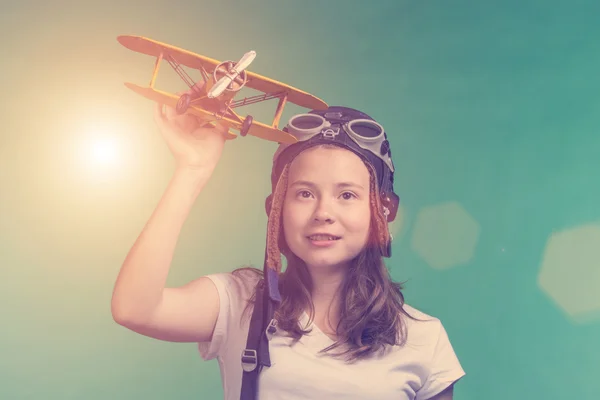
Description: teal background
2,0,599,399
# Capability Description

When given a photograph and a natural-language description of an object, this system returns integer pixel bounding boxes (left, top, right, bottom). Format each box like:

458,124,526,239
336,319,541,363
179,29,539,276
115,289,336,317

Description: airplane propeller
207,50,256,99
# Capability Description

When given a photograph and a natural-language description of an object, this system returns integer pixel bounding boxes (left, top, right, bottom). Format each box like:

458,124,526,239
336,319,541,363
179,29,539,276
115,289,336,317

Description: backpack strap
240,278,277,400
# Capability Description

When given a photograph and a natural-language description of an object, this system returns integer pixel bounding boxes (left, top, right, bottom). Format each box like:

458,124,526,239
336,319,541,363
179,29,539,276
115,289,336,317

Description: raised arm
111,102,229,342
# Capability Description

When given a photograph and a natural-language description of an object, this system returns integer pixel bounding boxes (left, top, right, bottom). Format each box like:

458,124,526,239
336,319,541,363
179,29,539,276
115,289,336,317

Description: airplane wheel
176,93,191,114
240,115,253,137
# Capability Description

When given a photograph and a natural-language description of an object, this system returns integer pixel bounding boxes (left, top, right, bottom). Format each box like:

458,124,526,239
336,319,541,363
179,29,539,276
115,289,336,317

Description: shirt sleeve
197,273,233,360
197,270,260,361
415,321,466,400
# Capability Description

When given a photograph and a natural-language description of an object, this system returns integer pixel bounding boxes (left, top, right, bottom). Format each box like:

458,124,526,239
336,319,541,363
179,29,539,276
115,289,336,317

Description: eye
341,192,357,200
297,190,313,199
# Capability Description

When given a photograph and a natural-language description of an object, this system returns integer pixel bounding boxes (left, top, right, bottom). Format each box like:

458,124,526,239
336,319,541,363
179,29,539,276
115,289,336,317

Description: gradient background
2,0,599,399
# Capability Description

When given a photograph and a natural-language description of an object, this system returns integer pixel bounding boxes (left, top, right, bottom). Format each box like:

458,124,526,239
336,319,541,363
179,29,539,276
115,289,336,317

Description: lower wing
124,83,297,144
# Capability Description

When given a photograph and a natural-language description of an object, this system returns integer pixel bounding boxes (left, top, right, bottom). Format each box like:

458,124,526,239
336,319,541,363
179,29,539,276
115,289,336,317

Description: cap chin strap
382,205,393,258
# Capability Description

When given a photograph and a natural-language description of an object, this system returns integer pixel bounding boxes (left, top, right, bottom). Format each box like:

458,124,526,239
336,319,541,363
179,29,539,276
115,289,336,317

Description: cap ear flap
265,194,273,216
381,191,400,222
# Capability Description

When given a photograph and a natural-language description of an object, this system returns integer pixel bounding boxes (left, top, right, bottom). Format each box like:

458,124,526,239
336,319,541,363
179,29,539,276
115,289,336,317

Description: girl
111,102,465,400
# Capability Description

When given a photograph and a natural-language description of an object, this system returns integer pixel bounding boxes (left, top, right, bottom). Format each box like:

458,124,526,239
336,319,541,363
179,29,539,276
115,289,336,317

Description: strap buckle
265,318,278,340
241,349,258,372
321,127,339,139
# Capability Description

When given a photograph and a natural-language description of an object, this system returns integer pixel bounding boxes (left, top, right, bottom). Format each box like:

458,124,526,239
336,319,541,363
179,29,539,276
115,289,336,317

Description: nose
313,198,335,223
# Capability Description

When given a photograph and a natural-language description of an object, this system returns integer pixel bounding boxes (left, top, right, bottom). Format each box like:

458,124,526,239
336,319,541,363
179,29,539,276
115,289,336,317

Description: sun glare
90,136,119,166
75,122,131,180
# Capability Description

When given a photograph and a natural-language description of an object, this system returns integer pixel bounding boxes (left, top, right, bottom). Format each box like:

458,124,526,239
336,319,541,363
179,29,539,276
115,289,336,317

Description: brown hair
233,144,423,363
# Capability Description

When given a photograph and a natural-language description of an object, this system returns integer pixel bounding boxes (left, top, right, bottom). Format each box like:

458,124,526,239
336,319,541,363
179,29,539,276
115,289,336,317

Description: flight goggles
285,111,394,172
271,106,399,221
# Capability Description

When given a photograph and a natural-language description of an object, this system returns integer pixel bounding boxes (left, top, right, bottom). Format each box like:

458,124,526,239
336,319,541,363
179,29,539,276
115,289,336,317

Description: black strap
240,278,276,400
240,279,264,400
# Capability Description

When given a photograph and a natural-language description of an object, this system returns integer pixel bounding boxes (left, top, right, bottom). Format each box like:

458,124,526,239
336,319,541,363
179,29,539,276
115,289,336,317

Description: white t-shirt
198,270,465,400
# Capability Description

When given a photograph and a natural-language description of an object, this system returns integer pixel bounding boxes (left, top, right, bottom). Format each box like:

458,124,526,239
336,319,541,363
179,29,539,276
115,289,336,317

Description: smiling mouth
307,235,341,241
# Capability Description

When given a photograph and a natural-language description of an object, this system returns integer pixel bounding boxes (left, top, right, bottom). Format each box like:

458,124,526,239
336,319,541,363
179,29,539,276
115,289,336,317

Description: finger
213,120,230,136
166,88,228,134
178,114,202,133
197,119,229,137
163,103,178,121
164,104,195,127
153,102,168,128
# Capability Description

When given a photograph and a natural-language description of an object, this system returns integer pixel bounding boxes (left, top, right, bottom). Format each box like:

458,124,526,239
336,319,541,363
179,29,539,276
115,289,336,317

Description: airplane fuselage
184,74,236,116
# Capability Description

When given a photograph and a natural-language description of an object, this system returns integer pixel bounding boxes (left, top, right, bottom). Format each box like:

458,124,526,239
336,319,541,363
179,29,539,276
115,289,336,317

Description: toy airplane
117,35,328,143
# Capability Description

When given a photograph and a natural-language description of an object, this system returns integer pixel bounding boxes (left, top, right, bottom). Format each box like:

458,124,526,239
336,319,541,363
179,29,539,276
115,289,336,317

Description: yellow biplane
117,35,328,143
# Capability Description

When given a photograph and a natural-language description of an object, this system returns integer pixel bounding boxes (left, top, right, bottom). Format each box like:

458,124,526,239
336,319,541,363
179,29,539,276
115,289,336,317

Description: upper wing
118,35,222,73
117,35,328,111
242,70,328,112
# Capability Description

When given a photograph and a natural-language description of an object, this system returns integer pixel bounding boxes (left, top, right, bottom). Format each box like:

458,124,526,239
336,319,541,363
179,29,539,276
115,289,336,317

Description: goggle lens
347,120,384,140
290,115,323,130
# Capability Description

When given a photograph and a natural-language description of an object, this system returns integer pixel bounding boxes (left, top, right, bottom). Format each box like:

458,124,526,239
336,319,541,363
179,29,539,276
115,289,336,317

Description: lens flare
90,136,119,166
74,123,131,181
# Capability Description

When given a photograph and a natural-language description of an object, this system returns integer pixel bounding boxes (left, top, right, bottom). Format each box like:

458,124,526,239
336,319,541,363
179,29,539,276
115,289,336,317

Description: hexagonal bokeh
410,201,480,270
538,223,600,322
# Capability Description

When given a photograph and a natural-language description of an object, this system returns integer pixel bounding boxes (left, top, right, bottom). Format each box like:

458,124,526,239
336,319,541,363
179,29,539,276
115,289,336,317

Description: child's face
282,146,372,273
